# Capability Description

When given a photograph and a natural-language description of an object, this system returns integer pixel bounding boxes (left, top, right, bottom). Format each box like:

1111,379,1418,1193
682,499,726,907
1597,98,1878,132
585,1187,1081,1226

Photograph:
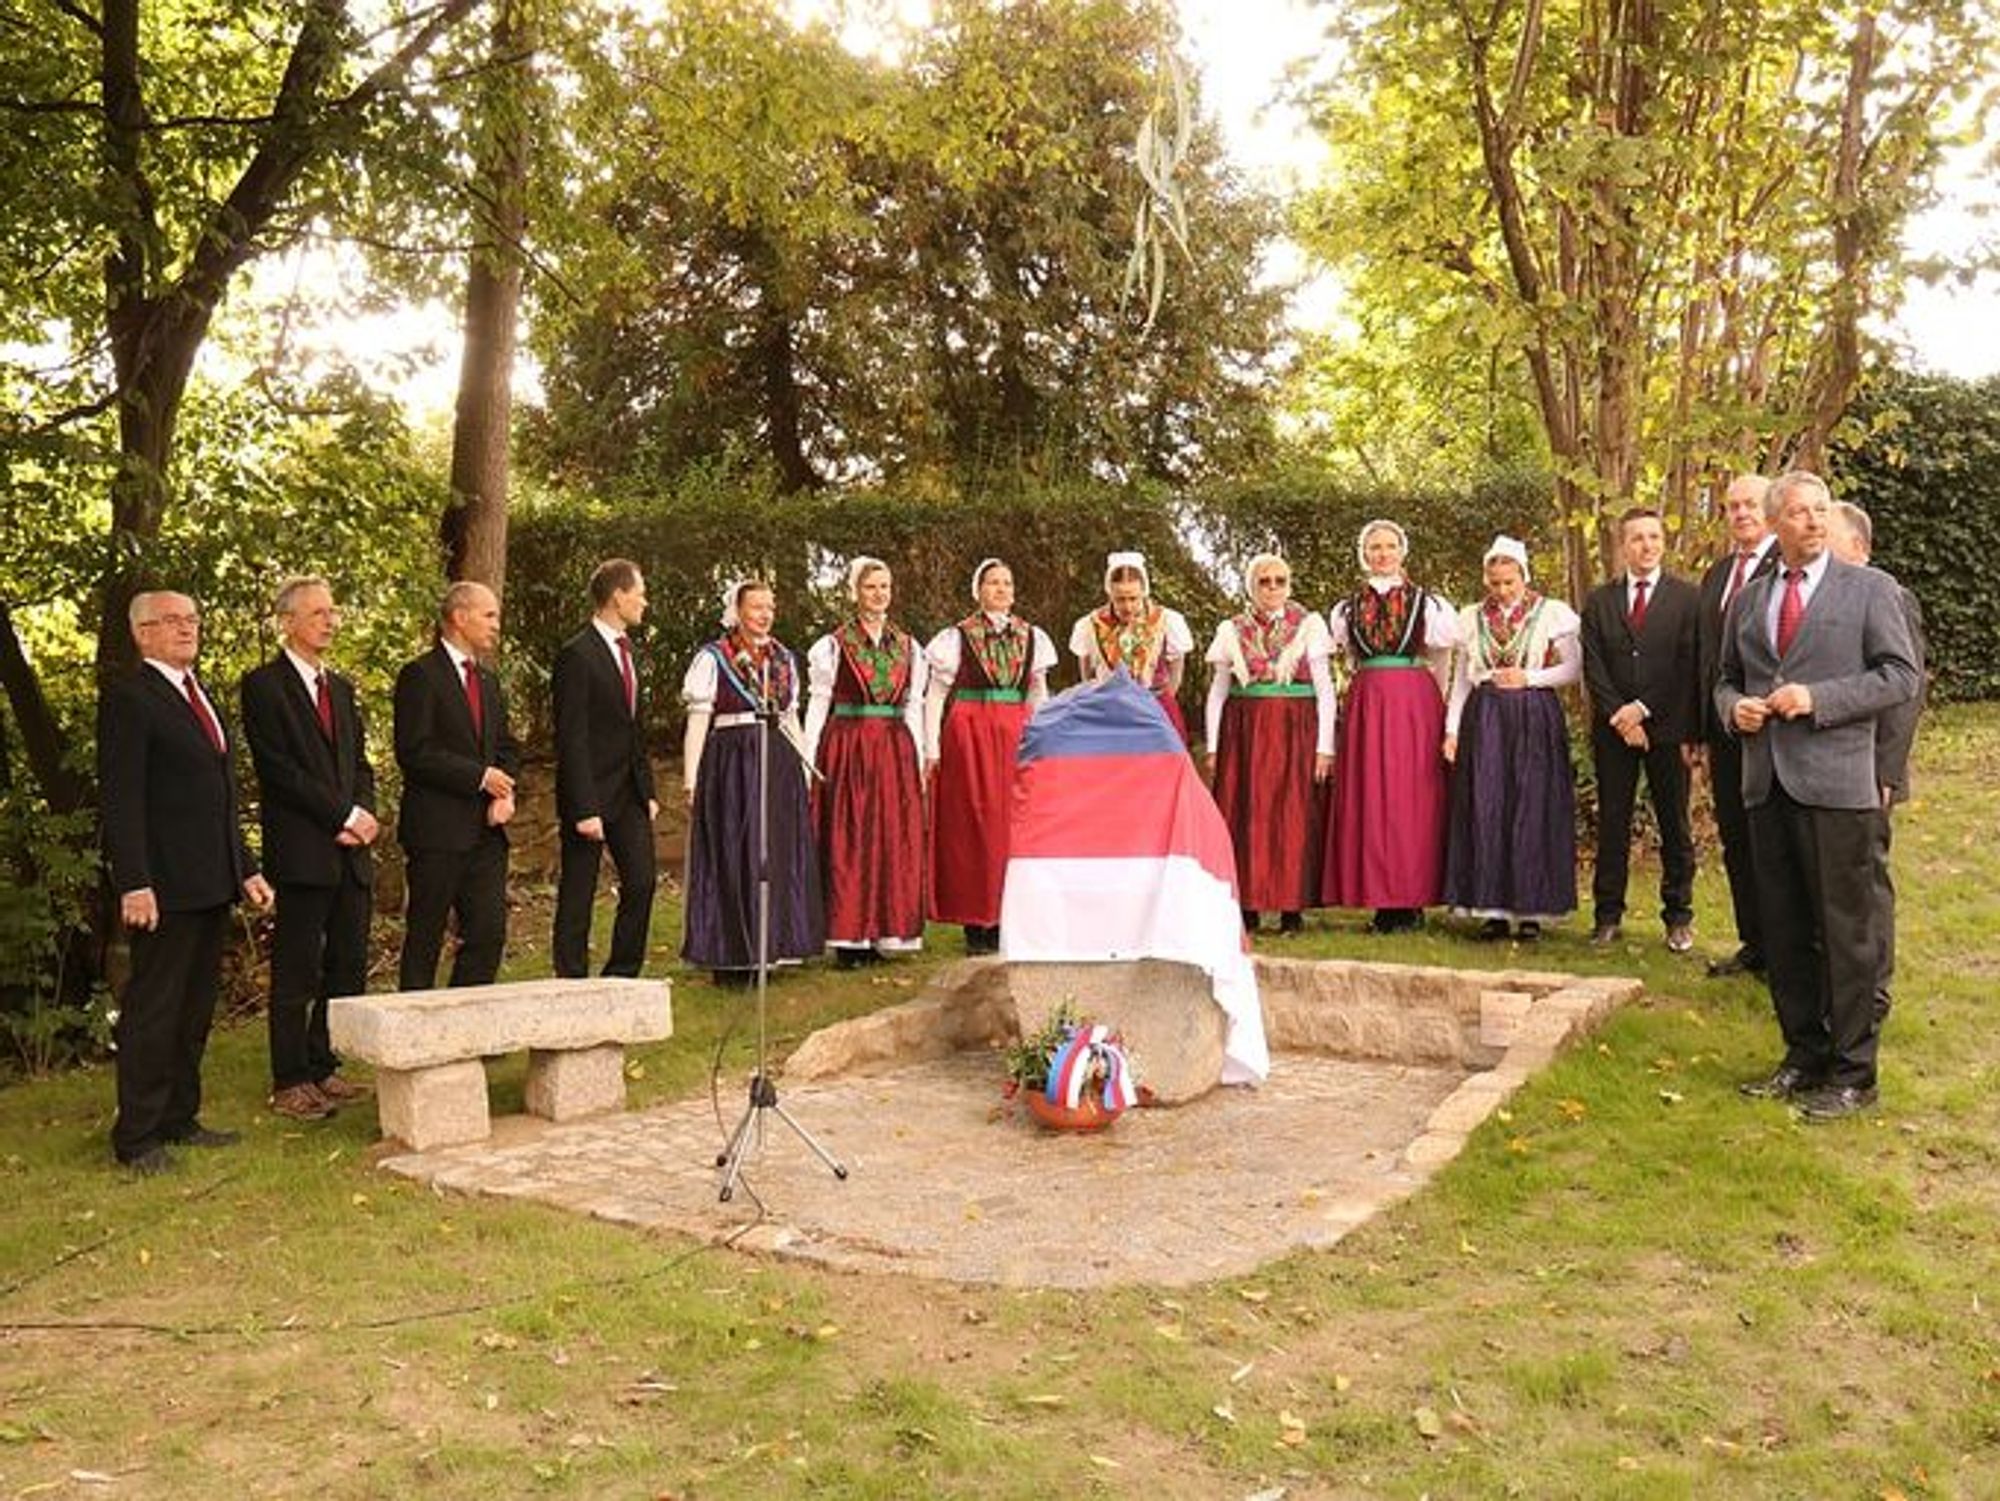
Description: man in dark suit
1828,500,1928,1029
240,577,379,1121
99,590,273,1174
552,559,659,978
1718,472,1919,1122
1580,507,1702,952
1695,474,1778,977
394,581,521,990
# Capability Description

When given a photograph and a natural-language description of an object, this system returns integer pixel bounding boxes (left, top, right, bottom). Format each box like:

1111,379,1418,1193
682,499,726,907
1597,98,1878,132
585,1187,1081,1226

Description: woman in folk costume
924,558,1059,955
680,579,824,984
1203,553,1337,935
1320,519,1458,933
1068,550,1196,743
803,558,928,967
1442,536,1580,940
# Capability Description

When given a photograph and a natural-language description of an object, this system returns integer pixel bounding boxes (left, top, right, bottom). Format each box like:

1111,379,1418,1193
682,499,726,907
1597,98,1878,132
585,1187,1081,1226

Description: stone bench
328,977,673,1151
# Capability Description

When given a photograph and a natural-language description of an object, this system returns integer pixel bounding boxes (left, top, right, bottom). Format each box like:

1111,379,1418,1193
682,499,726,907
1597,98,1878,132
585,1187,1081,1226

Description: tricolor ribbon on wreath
1044,1023,1141,1114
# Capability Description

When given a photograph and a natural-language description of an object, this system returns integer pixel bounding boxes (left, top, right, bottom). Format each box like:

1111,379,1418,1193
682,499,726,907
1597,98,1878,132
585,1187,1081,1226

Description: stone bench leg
526,1044,626,1122
376,1060,489,1150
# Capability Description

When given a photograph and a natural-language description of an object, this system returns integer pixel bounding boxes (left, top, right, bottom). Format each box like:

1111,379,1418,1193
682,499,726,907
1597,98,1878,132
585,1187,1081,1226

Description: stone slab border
329,977,673,1151
786,954,1642,1192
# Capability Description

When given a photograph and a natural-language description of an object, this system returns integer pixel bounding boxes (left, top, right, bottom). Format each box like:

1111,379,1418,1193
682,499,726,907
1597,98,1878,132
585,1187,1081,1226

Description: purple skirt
1443,685,1576,919
1321,664,1447,909
681,724,825,970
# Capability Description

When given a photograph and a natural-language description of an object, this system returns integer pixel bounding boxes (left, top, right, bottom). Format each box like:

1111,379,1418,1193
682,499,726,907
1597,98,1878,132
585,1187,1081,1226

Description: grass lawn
3,705,1997,1499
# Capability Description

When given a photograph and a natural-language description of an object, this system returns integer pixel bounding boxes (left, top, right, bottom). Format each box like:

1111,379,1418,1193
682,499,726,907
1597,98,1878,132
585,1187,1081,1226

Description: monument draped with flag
1000,671,1269,1085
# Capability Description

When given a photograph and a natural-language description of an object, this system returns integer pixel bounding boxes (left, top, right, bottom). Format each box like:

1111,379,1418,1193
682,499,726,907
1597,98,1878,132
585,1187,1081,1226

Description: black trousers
114,904,228,1161
1748,785,1888,1089
268,875,370,1088
1591,729,1695,926
399,832,508,990
1874,807,1898,1022
1706,728,1764,960
553,804,658,978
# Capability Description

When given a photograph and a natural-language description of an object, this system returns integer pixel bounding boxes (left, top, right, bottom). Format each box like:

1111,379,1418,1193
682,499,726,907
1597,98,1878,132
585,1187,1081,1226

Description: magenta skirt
1320,664,1447,909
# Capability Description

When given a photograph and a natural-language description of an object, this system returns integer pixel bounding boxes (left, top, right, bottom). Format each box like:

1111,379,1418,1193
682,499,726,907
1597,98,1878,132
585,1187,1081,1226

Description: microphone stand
716,654,847,1204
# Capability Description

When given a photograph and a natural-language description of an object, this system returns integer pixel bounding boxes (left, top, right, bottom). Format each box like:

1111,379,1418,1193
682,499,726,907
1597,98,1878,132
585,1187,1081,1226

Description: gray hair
1764,469,1831,521
439,579,493,627
273,575,331,621
128,589,189,628
1831,500,1873,553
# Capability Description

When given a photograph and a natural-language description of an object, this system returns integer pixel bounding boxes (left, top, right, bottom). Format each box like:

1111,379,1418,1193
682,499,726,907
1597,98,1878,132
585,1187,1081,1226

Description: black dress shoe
1515,921,1541,941
1796,1084,1878,1123
1705,949,1765,978
1738,1064,1824,1100
1475,917,1510,942
121,1145,175,1177
1589,922,1623,947
1277,911,1304,935
167,1125,240,1149
1241,908,1262,934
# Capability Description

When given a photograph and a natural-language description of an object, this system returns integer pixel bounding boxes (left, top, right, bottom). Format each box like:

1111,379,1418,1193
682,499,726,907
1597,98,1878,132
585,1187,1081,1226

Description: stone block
526,1045,626,1121
376,1060,489,1150
784,963,1015,1082
1008,959,1225,1105
1479,990,1534,1048
1403,1009,1468,1063
330,976,671,1071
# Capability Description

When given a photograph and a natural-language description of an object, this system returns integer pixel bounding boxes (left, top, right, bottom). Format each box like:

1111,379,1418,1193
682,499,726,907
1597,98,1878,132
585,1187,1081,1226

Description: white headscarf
1244,552,1290,608
1104,550,1150,596
969,557,1009,603
1355,519,1409,574
1482,534,1531,582
720,578,770,631
846,555,890,603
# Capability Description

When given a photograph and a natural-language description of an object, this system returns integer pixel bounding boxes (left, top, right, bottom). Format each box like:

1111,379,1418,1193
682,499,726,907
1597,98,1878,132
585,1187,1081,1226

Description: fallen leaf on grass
1088,1455,1122,1469
1458,1235,1479,1257
1332,1374,1352,1393
1017,1393,1066,1408
70,1472,117,1486
1616,1456,1639,1471
1556,1098,1588,1122
1413,1406,1443,1440
1212,1404,1237,1425
1236,1288,1269,1304
1154,1323,1184,1341
1230,1361,1255,1384
1243,1489,1288,1501
1658,1090,1685,1105
1277,1410,1307,1446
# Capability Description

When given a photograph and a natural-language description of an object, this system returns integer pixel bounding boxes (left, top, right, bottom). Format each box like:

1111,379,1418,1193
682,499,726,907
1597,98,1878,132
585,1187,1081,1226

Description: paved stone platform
380,1050,1466,1288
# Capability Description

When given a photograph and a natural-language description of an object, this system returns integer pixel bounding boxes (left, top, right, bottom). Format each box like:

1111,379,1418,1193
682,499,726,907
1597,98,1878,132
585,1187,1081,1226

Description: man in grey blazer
1716,471,1920,1122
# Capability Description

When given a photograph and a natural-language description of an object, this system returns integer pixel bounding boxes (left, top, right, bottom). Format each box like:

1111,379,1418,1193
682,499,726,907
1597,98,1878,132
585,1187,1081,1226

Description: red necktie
1776,569,1805,656
1628,577,1650,633
616,635,637,716
462,657,484,737
1722,548,1754,612
183,674,224,754
314,671,335,741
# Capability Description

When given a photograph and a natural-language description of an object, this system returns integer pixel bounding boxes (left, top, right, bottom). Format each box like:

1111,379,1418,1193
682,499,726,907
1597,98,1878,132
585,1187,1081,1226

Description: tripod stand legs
716,1070,850,1202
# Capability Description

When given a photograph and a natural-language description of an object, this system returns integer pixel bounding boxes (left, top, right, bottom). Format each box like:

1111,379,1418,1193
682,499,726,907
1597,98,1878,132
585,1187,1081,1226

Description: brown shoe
270,1083,335,1121
314,1073,370,1103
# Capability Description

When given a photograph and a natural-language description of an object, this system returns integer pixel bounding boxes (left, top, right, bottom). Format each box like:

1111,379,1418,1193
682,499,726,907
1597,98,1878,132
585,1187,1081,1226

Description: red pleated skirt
1320,665,1447,908
1212,693,1325,912
928,697,1031,926
813,716,925,943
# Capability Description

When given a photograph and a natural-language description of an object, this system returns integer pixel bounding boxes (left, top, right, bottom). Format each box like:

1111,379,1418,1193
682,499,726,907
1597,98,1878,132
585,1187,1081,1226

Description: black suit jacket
1580,571,1702,744
240,655,376,888
552,626,655,825
1696,543,1779,736
98,665,256,910
393,645,521,853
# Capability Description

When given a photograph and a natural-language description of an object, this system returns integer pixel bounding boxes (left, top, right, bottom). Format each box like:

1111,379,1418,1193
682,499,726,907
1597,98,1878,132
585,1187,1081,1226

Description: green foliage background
1835,371,2000,702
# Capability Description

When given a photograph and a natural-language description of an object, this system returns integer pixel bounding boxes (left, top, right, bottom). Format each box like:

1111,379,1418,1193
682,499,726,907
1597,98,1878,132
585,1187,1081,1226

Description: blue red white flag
1000,671,1269,1085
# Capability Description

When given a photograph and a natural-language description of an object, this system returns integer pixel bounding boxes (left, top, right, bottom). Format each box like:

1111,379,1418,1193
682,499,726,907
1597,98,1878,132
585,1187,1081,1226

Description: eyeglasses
140,612,200,629
1253,576,1290,588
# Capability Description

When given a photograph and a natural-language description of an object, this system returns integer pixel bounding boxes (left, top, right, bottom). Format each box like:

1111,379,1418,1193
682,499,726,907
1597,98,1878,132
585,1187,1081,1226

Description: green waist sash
833,703,903,718
952,687,1026,703
1229,682,1315,698
1358,654,1424,669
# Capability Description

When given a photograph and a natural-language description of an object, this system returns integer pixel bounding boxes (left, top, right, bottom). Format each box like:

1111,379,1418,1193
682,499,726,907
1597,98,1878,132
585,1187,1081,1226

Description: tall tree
0,0,484,797
1296,0,1994,598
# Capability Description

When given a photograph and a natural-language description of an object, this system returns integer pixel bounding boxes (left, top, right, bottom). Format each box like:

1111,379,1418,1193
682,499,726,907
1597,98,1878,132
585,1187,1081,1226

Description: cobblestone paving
380,1050,1465,1288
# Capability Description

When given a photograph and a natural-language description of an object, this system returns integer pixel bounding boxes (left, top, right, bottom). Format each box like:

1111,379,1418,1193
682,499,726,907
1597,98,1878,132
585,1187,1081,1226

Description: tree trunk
0,604,86,813
442,0,531,590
